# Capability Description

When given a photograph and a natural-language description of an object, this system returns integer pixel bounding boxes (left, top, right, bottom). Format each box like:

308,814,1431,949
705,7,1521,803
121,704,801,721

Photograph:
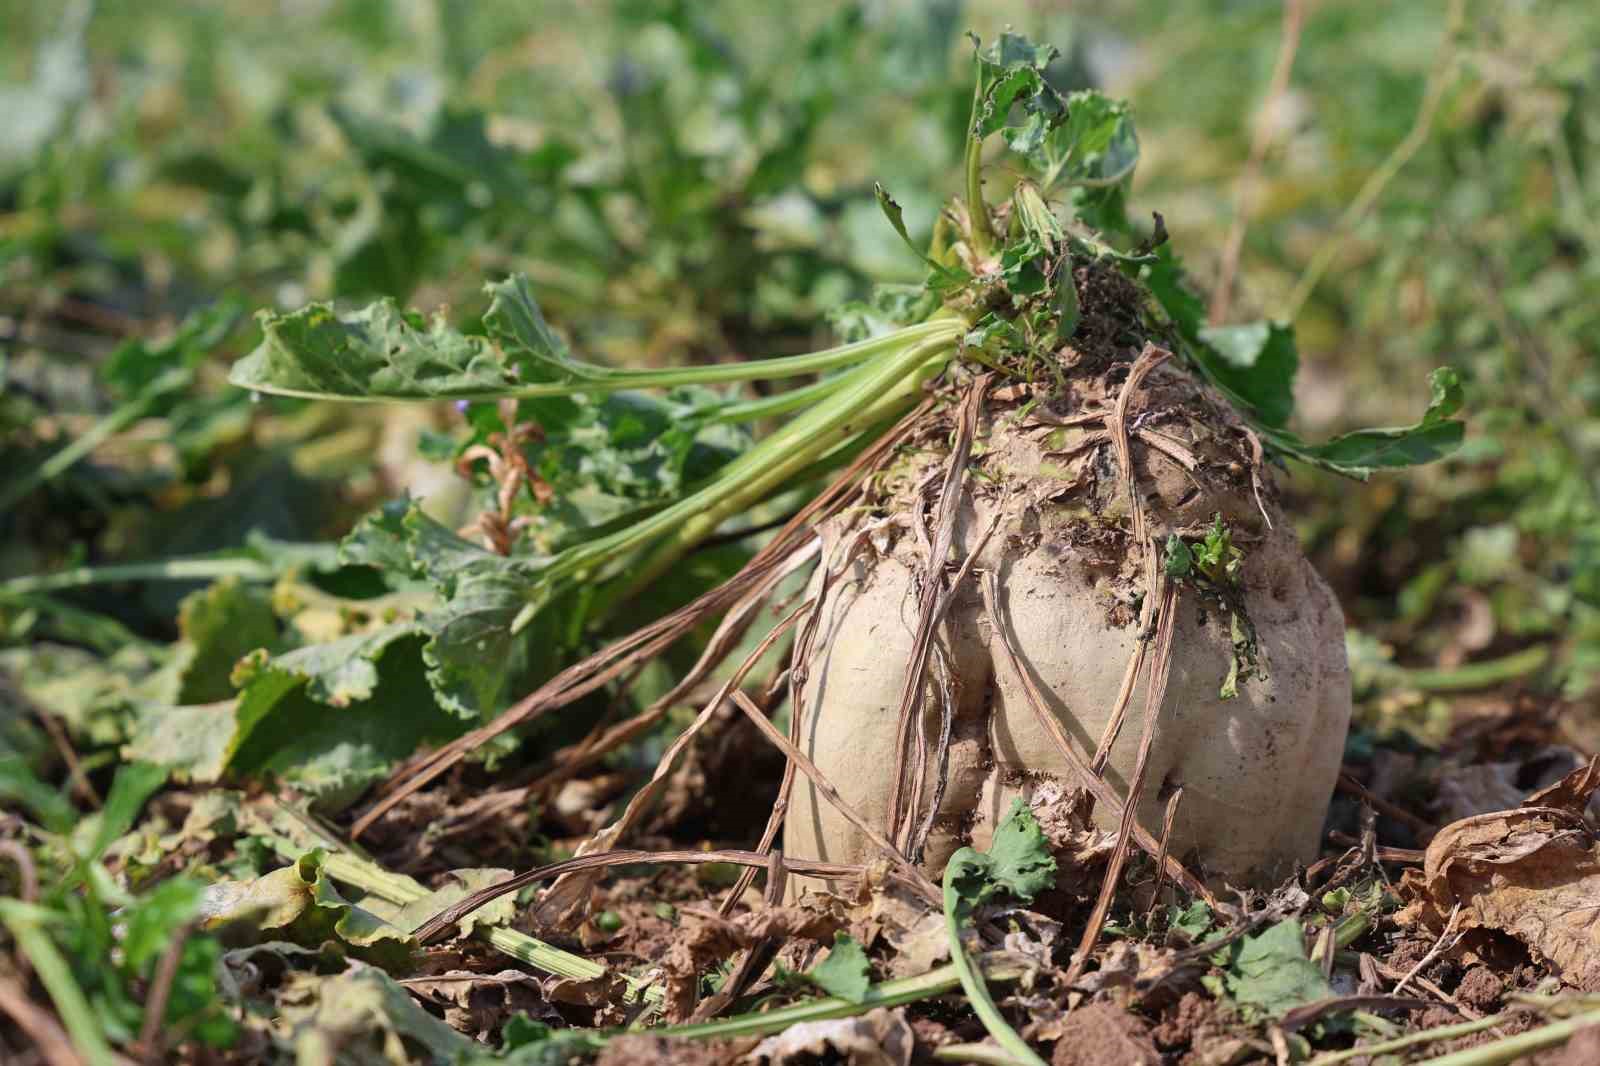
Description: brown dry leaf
747,1008,914,1066
848,862,947,977
1069,939,1179,996
1400,806,1600,989
399,969,553,1042
1527,754,1600,812
659,901,853,1021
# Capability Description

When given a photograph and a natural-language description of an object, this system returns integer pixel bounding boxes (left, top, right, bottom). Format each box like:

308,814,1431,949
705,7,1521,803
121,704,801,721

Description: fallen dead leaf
747,1008,914,1066
1400,759,1600,990
399,968,554,1041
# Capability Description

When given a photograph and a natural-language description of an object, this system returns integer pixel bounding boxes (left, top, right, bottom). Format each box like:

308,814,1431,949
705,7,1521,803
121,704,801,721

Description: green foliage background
2,0,1597,1059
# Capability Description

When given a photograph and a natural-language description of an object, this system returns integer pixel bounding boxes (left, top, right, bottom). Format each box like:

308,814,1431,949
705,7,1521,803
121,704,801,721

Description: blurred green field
3,1,1599,1062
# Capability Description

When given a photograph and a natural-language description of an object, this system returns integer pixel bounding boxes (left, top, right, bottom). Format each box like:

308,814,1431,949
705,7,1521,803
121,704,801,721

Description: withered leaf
1401,806,1600,989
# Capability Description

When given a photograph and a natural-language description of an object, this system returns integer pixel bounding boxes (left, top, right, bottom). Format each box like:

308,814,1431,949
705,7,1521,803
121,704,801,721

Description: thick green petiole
942,857,1048,1066
964,77,996,259
512,326,963,632
236,320,960,403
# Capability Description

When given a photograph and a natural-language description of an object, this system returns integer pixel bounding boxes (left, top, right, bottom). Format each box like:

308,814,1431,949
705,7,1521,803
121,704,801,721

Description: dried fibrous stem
887,375,992,851
1147,783,1186,912
1067,344,1186,983
416,848,861,943
1066,576,1180,986
1335,772,1438,842
717,516,913,917
526,538,820,803
729,691,940,907
980,571,1213,904
354,401,931,837
1088,345,1172,774
692,851,789,1021
535,600,812,925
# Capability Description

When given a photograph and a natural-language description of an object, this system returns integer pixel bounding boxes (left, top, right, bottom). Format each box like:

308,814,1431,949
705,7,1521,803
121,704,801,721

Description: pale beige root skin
784,363,1353,897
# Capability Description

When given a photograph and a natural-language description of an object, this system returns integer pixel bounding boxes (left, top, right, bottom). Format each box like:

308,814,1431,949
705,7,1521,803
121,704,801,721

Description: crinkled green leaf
170,577,278,704
1286,367,1466,472
481,272,596,388
1038,90,1139,189
1164,534,1194,578
947,798,1057,913
264,624,417,707
982,798,1057,902
973,34,1064,152
806,932,872,1004
338,496,417,577
128,627,458,803
231,298,518,400
402,510,553,718
1144,252,1463,477
1168,900,1214,941
254,300,505,398
1220,919,1332,1019
222,633,460,807
337,498,599,722
503,388,750,550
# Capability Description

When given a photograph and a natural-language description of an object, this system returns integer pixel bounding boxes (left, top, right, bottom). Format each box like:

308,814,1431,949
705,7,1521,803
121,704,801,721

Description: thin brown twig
525,538,820,804
0,841,39,903
1147,784,1186,914
728,690,940,906
1209,0,1308,325
1394,903,1463,995
888,376,992,850
981,571,1214,905
35,711,100,809
1336,772,1439,842
1090,345,1172,774
355,399,931,837
535,601,811,925
415,849,861,942
0,975,86,1066
136,920,194,1059
717,517,909,915
1067,578,1181,985
1326,832,1424,864
693,851,790,1021
1068,344,1185,985
907,508,1004,861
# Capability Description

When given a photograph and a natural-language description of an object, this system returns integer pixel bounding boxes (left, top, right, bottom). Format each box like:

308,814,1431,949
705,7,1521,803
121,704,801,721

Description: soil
1151,992,1216,1051
1455,965,1506,1012
1050,1002,1161,1066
